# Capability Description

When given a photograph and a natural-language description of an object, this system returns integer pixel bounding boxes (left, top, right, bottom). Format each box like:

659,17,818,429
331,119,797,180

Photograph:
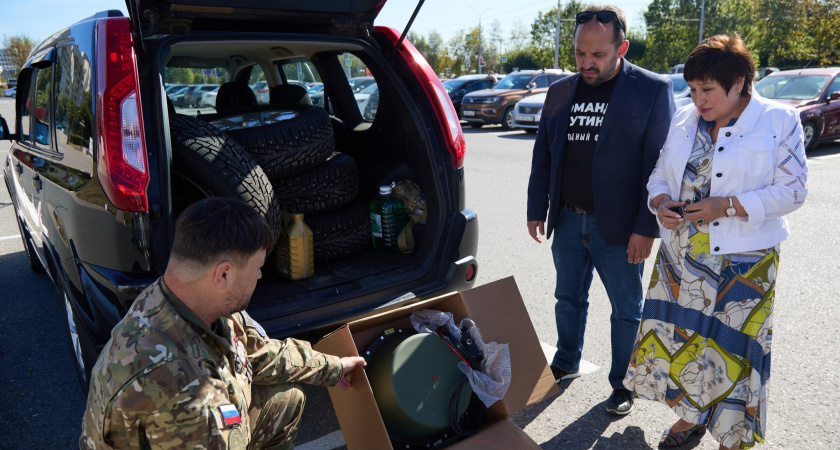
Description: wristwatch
725,197,736,217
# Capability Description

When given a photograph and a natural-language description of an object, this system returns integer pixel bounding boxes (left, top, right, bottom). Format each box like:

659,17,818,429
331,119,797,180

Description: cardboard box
314,276,559,449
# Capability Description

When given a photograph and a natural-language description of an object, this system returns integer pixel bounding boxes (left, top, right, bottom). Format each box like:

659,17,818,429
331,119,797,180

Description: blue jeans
550,206,644,389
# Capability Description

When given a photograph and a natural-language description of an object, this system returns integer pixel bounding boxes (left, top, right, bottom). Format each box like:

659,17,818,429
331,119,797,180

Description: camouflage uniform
80,278,343,449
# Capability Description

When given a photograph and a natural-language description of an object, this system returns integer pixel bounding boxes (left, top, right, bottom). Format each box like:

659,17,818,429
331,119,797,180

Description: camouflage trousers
248,383,306,450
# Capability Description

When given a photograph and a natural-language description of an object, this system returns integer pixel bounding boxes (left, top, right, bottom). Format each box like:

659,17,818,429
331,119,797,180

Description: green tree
3,34,37,75
529,1,585,70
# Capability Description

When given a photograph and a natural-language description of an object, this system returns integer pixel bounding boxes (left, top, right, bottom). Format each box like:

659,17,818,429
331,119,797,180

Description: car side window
827,77,840,97
533,75,550,89
18,72,32,143
54,45,93,155
33,66,53,149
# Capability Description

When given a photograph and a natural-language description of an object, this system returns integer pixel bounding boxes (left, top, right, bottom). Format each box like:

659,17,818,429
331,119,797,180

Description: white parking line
1,234,20,241
540,341,600,375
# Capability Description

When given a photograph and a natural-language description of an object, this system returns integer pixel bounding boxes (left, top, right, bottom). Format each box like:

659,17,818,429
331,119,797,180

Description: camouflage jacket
80,278,343,449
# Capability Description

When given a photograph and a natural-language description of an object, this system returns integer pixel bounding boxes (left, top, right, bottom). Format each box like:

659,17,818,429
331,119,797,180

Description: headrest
270,84,312,105
216,82,257,114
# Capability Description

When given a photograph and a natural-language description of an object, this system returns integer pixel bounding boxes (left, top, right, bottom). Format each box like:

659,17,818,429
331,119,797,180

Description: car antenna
798,60,814,75
392,0,425,58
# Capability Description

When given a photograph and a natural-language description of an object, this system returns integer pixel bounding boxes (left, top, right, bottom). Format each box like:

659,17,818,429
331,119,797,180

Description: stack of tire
169,104,371,277
225,104,371,270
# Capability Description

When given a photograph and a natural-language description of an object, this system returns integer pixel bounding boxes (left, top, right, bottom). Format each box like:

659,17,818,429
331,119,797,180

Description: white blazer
647,91,808,255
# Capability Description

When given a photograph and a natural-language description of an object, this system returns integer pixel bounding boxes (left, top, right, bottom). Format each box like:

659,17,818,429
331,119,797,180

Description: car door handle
32,176,43,190
15,162,22,175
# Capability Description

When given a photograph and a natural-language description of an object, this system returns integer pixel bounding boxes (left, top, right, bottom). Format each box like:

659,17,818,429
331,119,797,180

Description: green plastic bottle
370,184,405,253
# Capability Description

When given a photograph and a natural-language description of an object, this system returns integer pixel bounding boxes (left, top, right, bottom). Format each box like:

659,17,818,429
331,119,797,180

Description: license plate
518,115,534,122
463,110,476,117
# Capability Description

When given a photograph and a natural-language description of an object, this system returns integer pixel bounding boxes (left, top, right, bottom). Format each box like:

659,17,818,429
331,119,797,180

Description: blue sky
1,1,649,45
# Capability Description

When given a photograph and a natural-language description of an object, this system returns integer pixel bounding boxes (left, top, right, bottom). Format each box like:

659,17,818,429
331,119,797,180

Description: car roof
456,75,494,80
768,67,840,76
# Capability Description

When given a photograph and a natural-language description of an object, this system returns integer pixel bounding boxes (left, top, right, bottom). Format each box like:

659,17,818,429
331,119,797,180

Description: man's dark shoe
606,388,634,415
550,365,581,383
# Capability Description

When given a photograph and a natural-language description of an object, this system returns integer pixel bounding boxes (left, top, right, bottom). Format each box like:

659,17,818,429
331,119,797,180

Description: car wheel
469,123,484,129
803,121,820,150
169,113,284,241
305,199,371,263
64,291,97,393
272,152,359,215
227,104,335,181
501,106,515,130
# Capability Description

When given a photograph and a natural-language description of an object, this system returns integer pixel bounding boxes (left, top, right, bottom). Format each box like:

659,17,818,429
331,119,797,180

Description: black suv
1,1,478,389
442,74,497,117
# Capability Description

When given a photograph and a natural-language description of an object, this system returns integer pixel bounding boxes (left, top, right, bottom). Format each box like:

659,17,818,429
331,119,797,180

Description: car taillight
375,26,466,169
95,17,148,212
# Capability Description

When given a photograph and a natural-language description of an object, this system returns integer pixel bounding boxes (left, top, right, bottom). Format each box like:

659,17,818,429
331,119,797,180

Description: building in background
0,49,18,80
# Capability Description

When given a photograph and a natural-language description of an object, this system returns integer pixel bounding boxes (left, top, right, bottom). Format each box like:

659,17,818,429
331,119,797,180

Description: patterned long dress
624,118,776,449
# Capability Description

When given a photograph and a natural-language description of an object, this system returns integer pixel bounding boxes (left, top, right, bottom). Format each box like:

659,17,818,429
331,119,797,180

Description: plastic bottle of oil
370,184,405,253
283,213,314,280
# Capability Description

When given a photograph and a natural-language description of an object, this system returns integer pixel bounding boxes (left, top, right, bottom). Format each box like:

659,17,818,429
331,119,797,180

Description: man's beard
580,64,617,86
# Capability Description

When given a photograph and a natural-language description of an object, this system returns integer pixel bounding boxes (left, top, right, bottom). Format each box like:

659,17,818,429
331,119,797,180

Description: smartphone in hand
668,205,685,217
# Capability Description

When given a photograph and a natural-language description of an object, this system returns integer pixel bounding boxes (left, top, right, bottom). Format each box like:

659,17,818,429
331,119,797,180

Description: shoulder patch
240,311,267,338
218,404,241,427
228,427,246,450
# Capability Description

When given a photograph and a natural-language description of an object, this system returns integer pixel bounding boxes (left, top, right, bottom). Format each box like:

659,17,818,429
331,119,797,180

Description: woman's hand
683,197,728,226
655,196,685,230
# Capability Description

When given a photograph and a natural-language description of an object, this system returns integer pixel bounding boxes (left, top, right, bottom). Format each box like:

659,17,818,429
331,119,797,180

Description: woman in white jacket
622,34,808,450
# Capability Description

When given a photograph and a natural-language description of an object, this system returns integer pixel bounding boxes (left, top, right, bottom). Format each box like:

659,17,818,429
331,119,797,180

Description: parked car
3,87,14,98
755,67,840,149
200,85,220,108
182,84,219,107
442,74,496,117
666,73,692,109
460,69,571,130
354,82,378,114
251,81,270,104
1,2,477,391
307,82,324,93
6,78,17,88
348,76,376,93
511,92,547,133
166,85,191,106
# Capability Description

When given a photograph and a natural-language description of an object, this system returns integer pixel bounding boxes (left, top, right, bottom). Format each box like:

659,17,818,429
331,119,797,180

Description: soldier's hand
337,356,367,390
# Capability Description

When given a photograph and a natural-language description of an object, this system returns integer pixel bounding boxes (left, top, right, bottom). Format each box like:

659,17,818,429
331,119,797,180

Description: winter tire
272,152,359,215
169,114,283,239
306,199,371,263
226,104,335,180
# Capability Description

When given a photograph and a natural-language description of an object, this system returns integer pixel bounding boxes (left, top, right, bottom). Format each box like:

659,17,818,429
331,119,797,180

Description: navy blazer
527,60,675,245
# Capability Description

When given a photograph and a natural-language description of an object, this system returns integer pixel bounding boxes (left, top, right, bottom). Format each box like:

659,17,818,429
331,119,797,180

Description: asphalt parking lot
1,95,839,448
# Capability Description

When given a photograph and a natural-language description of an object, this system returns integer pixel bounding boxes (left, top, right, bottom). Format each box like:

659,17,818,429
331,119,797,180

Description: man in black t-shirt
526,4,674,415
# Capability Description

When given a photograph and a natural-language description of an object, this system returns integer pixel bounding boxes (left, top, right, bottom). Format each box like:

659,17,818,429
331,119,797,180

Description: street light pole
469,7,490,74
554,0,561,69
698,0,706,43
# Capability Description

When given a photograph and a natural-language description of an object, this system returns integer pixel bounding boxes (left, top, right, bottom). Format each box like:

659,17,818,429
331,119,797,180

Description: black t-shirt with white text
560,74,618,212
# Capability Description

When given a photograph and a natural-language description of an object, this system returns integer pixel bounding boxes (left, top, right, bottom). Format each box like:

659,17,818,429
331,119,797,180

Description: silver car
512,92,547,133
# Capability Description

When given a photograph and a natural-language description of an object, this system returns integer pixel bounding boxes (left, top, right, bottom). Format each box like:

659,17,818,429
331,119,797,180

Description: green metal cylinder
366,332,472,443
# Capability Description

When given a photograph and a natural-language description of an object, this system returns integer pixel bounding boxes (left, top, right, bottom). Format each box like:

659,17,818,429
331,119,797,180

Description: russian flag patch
218,404,242,427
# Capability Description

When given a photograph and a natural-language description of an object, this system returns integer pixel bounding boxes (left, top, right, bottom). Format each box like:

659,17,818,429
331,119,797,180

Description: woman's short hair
684,33,755,97
171,197,275,268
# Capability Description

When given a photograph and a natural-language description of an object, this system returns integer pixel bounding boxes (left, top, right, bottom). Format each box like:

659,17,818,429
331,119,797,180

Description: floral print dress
624,118,776,449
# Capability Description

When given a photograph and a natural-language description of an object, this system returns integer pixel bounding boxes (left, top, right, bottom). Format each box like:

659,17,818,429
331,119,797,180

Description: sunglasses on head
575,11,626,33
